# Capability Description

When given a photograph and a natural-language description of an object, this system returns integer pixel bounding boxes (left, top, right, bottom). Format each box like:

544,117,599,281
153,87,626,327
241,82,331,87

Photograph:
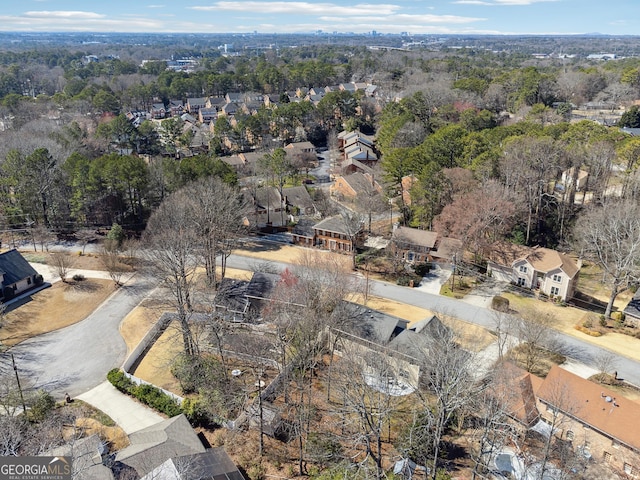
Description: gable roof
313,215,362,236
48,434,113,480
143,449,245,480
282,186,315,211
342,301,407,344
392,226,438,249
486,242,579,278
115,414,205,477
387,316,448,361
0,249,38,285
339,172,380,196
538,366,640,451
492,362,540,427
523,247,579,278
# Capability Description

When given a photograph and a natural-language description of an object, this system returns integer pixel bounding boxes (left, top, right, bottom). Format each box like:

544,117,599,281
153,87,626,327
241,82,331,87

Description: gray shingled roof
282,186,315,211
143,449,245,480
343,301,407,344
313,215,362,236
624,289,640,320
0,249,38,286
115,414,205,478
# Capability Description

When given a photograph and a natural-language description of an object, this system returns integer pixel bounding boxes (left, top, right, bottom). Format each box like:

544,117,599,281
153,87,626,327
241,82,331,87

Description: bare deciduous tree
143,190,199,357
573,200,640,318
100,240,127,287
50,252,73,283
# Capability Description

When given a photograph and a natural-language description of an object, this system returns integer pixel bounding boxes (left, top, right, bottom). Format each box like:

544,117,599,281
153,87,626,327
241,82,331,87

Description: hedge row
107,368,182,417
574,325,602,337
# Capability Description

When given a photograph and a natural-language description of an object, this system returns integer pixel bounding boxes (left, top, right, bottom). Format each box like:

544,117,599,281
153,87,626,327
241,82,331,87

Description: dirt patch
0,279,115,346
234,242,352,270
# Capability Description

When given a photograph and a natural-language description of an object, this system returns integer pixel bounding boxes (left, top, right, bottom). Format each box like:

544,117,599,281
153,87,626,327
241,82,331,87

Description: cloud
147,4,166,8
190,1,401,16
0,11,164,32
453,0,557,4
24,10,105,19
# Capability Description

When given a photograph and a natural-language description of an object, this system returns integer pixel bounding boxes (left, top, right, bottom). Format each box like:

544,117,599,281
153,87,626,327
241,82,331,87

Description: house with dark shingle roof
142,449,246,480
114,415,205,478
624,290,640,327
0,249,41,301
311,215,364,253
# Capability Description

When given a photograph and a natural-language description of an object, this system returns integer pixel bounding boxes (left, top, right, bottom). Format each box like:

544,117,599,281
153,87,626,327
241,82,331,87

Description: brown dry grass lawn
502,291,640,363
234,241,353,269
0,279,114,346
131,321,183,393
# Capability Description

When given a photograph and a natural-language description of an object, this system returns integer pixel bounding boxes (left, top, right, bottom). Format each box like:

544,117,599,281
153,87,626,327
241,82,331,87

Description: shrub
397,275,421,287
134,384,182,417
413,262,432,277
491,296,510,312
28,390,56,422
599,315,608,327
72,273,85,282
107,368,135,394
34,274,44,286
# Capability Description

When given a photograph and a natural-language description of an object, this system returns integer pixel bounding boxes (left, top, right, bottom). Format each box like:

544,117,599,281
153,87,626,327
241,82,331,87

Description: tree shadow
569,291,607,314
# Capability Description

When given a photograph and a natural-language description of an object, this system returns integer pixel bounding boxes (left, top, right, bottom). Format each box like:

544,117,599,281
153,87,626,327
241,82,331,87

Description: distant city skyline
0,0,638,36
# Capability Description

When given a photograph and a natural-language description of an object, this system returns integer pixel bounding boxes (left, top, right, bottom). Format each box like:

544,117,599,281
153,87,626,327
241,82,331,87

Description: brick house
536,366,640,477
390,226,463,264
308,215,364,253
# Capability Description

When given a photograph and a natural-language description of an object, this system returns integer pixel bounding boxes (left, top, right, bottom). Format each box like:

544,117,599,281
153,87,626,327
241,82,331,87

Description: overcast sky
0,0,637,36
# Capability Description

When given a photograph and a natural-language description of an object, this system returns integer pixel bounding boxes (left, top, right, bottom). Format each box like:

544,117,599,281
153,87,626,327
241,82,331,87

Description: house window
517,277,526,287
603,451,612,463
566,430,574,441
408,252,414,261
552,274,562,282
519,265,528,273
550,286,560,296
624,463,637,477
27,277,31,285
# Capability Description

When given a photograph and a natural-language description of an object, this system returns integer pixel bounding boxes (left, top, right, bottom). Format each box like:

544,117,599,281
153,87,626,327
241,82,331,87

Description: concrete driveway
4,274,157,399
414,264,452,295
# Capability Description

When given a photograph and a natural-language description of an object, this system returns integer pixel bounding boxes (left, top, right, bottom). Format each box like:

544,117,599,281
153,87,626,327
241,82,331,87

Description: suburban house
150,103,166,119
332,302,451,390
536,366,640,477
561,167,589,191
390,226,463,264
310,215,364,253
242,186,286,228
331,172,382,200
168,100,184,117
114,414,245,480
486,242,580,301
282,185,317,216
0,249,41,301
185,97,207,114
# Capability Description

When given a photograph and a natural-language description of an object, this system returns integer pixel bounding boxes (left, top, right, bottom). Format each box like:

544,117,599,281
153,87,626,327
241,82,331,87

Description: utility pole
11,354,27,413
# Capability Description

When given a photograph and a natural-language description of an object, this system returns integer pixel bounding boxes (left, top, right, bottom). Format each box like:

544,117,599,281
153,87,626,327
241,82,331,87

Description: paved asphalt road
4,274,157,398
4,242,640,401
225,252,640,387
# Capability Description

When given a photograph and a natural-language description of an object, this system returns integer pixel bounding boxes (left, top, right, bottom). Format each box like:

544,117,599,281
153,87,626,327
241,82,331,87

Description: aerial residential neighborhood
3,18,640,480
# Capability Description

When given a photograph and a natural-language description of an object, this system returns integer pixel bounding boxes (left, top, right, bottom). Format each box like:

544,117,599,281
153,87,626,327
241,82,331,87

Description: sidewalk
77,381,163,434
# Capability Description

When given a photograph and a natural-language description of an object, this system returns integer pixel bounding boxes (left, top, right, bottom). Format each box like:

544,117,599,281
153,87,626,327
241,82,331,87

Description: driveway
4,274,157,399
414,264,452,295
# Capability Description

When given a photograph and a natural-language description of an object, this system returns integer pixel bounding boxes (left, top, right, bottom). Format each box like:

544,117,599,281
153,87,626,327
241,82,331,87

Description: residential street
4,245,640,403
225,252,640,387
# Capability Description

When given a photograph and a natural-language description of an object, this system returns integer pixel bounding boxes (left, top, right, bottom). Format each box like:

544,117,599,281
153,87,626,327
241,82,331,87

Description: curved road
225,252,640,387
4,274,157,398
4,246,640,400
